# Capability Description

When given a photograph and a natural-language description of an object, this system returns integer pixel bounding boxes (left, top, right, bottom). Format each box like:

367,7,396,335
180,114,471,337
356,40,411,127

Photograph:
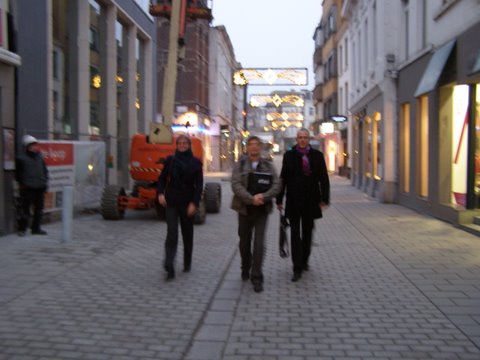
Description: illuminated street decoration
233,67,308,136
266,112,304,122
249,93,305,108
265,111,304,131
91,74,102,89
233,71,248,86
233,68,308,86
266,120,303,131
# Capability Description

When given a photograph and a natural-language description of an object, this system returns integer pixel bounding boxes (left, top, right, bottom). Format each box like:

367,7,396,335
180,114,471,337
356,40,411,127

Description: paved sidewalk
0,175,479,359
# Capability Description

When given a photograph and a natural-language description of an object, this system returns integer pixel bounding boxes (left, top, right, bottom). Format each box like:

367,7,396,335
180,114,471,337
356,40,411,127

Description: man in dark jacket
276,128,330,282
157,135,203,281
16,135,49,236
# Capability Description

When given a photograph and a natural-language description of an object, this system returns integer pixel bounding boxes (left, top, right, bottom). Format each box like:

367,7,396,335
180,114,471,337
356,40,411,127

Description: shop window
373,112,382,180
417,95,429,198
89,27,98,51
89,103,100,135
353,122,359,177
326,139,337,172
344,38,348,69
475,84,480,208
365,117,372,177
400,103,411,193
450,85,469,207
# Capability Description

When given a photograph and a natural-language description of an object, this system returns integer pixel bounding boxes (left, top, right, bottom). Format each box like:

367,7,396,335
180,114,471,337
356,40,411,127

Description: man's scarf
296,146,311,176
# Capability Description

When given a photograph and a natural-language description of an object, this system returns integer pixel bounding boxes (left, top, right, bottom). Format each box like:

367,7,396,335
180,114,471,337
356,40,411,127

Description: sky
211,0,323,92
134,0,323,92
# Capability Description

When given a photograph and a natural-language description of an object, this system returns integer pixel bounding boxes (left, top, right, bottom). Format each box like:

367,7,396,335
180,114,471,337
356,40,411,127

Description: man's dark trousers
18,187,45,232
289,214,314,274
238,206,268,284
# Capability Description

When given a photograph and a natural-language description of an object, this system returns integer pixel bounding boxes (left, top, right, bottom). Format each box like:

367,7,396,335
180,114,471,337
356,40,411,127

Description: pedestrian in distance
15,135,49,236
157,135,203,281
231,136,281,293
276,128,330,282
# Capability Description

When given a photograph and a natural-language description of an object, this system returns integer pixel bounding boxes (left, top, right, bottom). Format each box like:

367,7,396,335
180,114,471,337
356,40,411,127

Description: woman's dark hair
176,134,191,147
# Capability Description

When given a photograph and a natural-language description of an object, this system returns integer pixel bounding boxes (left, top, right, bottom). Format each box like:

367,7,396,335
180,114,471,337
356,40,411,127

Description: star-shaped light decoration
271,94,283,107
234,68,308,86
263,69,277,85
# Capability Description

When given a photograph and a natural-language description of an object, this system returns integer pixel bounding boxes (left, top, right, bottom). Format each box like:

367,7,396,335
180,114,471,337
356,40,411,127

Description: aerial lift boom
148,0,212,143
100,1,220,223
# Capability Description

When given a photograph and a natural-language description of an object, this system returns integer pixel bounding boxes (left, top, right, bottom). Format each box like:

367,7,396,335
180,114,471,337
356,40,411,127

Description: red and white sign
39,143,74,167
37,143,75,210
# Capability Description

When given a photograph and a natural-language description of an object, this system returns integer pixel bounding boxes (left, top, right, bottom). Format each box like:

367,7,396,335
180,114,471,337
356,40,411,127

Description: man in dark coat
276,128,330,282
16,135,49,236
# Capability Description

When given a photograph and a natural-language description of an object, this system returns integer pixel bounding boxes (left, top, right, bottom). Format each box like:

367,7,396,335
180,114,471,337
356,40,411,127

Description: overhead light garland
250,94,305,108
264,111,304,131
266,112,304,122
233,68,308,86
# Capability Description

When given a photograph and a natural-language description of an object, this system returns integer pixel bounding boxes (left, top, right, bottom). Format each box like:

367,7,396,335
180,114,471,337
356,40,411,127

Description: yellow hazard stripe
130,167,161,172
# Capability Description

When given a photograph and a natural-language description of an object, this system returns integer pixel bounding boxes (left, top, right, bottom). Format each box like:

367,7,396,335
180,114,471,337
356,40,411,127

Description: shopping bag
279,213,289,258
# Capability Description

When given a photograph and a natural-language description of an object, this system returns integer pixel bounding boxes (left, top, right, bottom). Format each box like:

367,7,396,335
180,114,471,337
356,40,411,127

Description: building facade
313,22,324,129
209,25,239,171
314,0,353,174
343,0,401,203
0,0,21,234
0,0,156,235
322,0,480,228
15,0,156,190
336,1,350,177
155,1,213,169
396,0,480,226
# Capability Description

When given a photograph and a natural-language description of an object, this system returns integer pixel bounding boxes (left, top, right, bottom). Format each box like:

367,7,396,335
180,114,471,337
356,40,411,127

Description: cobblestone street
0,173,479,359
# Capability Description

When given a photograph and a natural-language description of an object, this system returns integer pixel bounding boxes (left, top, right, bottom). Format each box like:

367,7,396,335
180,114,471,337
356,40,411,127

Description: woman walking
157,135,203,280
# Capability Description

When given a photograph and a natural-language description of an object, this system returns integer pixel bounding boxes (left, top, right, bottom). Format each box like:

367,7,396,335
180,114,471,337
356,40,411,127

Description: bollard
62,186,74,242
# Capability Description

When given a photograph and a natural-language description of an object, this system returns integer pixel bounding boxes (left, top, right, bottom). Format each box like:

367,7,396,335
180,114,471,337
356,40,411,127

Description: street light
330,115,347,123
233,71,249,133
233,71,249,152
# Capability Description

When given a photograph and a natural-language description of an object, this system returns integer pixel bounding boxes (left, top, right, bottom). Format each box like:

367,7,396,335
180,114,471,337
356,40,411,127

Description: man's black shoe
166,271,175,281
241,271,249,281
291,272,302,282
32,230,47,235
183,265,191,273
253,282,263,293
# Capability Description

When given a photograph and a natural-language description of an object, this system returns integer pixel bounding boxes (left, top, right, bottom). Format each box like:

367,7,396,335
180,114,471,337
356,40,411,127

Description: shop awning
414,39,456,97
